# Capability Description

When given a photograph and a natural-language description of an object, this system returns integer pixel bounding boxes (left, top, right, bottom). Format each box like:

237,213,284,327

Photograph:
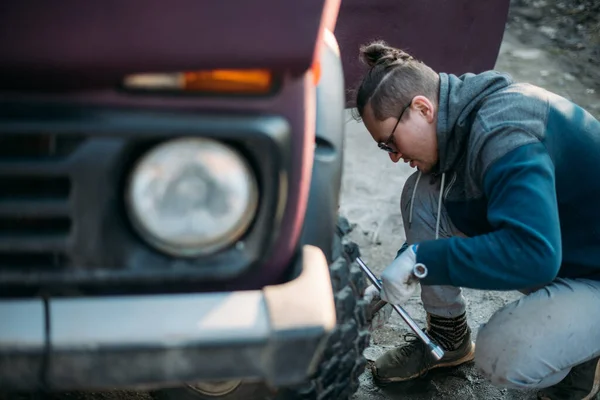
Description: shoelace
396,331,435,379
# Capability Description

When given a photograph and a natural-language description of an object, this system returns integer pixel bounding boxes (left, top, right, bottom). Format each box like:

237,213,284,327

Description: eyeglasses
377,99,413,154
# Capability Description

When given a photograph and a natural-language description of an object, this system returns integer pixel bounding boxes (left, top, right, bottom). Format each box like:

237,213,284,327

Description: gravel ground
508,0,600,109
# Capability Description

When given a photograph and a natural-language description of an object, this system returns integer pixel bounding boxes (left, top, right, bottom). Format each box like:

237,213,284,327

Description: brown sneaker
371,325,475,384
537,356,600,400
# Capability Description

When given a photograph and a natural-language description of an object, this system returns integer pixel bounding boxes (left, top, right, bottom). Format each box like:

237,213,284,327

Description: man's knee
399,171,439,230
400,171,461,243
474,319,518,387
474,308,545,389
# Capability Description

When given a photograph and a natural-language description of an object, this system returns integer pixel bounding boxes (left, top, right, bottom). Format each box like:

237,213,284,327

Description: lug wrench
355,257,445,361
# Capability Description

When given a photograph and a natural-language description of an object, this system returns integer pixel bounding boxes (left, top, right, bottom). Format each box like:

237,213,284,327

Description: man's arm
416,141,562,290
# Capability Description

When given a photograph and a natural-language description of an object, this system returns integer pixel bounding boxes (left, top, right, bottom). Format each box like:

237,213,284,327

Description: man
356,40,600,400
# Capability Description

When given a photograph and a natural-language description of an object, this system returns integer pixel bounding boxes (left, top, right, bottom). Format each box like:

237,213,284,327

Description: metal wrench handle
356,257,445,361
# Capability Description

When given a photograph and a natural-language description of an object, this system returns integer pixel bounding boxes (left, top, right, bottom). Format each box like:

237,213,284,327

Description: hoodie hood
435,71,513,174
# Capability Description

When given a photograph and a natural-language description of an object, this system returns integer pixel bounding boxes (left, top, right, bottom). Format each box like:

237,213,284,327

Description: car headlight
126,137,259,257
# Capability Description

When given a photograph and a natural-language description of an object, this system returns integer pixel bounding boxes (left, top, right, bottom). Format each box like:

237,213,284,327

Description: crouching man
357,40,600,400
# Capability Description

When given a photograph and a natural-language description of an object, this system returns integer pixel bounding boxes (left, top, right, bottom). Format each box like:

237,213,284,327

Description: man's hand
363,284,393,331
380,244,420,305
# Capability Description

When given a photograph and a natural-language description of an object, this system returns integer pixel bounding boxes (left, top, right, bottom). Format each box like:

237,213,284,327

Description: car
0,0,509,399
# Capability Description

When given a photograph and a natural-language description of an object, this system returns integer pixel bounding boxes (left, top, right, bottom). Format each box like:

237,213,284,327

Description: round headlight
126,137,258,257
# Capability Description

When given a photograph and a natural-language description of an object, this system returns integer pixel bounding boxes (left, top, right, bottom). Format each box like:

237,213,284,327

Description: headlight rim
125,136,260,258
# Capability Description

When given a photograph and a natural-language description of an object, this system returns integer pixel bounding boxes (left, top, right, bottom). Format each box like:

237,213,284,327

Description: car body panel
334,0,510,106
0,82,313,296
300,30,346,263
0,0,510,100
0,0,336,90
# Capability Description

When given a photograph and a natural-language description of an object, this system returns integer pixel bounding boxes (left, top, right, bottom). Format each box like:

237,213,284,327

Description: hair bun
359,40,414,67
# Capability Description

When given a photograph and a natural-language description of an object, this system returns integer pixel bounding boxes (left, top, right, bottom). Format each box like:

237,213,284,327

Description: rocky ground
508,0,600,113
343,1,600,399
505,0,600,117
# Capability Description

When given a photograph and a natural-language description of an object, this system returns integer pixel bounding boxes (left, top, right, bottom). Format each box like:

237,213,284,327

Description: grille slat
0,134,84,159
0,133,80,271
0,200,70,217
0,177,71,200
0,216,71,236
0,236,68,252
0,161,67,176
0,253,68,271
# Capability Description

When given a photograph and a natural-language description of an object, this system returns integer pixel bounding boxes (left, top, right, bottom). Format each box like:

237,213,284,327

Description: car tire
150,216,370,400
273,216,370,400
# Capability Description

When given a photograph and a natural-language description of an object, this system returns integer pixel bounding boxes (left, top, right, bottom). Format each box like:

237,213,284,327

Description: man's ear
412,95,435,123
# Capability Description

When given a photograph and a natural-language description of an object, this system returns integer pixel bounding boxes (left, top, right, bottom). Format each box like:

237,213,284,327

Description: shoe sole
372,342,476,384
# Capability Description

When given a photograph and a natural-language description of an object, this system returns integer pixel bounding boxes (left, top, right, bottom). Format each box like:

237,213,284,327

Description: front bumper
0,245,336,392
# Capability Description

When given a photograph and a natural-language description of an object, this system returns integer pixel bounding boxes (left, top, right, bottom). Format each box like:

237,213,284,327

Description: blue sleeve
416,142,562,290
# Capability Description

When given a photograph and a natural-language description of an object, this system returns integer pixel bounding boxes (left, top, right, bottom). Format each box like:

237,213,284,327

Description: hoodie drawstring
435,173,446,240
408,172,446,240
408,171,421,229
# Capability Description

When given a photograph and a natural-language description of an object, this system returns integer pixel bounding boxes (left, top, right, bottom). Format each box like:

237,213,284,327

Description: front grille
0,106,289,296
0,134,83,159
0,133,85,271
0,176,71,199
0,215,71,235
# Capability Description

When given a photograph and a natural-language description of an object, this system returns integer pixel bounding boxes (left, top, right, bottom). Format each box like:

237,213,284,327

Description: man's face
362,95,439,173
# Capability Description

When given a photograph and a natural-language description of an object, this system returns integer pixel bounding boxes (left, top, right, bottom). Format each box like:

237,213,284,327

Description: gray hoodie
413,70,600,290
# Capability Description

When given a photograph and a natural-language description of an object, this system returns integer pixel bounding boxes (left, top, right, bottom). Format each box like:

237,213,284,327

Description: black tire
274,216,370,400
151,216,370,400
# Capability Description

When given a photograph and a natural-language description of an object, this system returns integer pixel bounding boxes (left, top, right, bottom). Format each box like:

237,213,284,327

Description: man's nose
389,152,402,163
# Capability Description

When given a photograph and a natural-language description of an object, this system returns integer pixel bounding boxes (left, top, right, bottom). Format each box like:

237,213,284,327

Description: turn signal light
123,69,274,94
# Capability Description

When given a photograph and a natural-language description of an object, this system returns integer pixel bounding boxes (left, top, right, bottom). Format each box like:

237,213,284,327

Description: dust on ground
342,1,600,400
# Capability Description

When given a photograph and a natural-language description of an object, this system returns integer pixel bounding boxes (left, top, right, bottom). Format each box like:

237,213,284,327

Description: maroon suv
0,0,508,399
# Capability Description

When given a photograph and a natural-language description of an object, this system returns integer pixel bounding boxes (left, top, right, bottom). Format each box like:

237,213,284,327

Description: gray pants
401,171,600,390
